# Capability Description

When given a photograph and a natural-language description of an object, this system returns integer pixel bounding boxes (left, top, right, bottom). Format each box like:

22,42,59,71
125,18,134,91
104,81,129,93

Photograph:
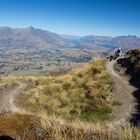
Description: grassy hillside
16,59,117,122
0,58,140,139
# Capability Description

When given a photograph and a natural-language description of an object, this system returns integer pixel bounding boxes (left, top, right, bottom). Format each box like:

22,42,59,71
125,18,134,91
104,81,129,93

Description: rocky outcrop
115,49,140,75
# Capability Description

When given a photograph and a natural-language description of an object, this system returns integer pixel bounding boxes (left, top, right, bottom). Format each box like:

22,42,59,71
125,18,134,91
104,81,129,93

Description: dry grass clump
0,113,46,140
17,59,116,122
0,76,17,87
41,115,140,140
0,112,140,140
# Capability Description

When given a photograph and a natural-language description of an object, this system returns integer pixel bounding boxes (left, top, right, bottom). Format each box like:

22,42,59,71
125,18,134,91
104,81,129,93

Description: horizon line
0,25,139,38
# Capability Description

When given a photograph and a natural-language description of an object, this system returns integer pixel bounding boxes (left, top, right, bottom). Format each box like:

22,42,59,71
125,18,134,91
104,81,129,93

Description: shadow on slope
0,136,14,140
117,58,140,127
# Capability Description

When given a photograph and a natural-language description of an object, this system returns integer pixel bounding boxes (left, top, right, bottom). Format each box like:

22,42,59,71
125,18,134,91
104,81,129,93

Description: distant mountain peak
0,26,139,50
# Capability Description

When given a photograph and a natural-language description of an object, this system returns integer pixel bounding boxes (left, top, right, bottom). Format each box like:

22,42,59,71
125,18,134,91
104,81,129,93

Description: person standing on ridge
108,48,123,61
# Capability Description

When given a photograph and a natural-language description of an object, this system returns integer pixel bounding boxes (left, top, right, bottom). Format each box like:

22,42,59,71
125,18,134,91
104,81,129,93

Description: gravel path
0,81,27,113
105,59,137,126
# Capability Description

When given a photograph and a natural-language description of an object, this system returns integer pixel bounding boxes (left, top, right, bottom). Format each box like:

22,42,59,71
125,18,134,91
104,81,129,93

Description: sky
0,0,139,36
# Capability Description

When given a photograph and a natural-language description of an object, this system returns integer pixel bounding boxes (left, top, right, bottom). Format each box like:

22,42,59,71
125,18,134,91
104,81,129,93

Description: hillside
107,36,140,49
16,59,116,122
0,57,140,139
0,26,65,48
0,52,140,139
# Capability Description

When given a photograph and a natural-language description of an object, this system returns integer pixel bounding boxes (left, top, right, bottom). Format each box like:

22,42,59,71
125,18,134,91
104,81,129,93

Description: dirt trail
0,81,27,113
105,59,137,126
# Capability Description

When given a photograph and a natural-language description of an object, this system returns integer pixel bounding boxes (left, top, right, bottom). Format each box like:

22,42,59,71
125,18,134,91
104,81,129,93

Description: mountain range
0,26,140,50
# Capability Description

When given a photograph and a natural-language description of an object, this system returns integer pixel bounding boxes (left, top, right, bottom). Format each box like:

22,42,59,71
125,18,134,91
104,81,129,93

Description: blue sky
0,0,139,36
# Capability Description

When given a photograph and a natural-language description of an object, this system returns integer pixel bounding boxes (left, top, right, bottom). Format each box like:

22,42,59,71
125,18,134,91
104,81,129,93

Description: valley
0,47,101,76
0,27,140,77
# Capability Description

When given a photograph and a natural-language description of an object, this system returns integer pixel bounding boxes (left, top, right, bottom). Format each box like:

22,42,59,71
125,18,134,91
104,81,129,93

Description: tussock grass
0,113,45,140
0,76,17,87
0,112,140,140
17,59,115,122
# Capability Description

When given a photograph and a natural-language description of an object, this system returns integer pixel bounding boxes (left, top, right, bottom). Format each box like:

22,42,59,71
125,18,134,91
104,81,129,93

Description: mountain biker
114,48,122,59
108,48,123,61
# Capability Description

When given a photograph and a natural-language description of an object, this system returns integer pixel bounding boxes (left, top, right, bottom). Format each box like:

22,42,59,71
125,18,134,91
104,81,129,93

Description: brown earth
0,81,27,113
105,59,137,127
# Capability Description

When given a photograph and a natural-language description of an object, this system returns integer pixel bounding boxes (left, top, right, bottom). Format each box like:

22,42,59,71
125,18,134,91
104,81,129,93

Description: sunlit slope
17,59,118,121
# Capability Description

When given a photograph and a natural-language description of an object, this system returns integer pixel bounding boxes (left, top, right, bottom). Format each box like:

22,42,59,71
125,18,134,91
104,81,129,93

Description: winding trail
105,59,138,126
0,81,27,113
